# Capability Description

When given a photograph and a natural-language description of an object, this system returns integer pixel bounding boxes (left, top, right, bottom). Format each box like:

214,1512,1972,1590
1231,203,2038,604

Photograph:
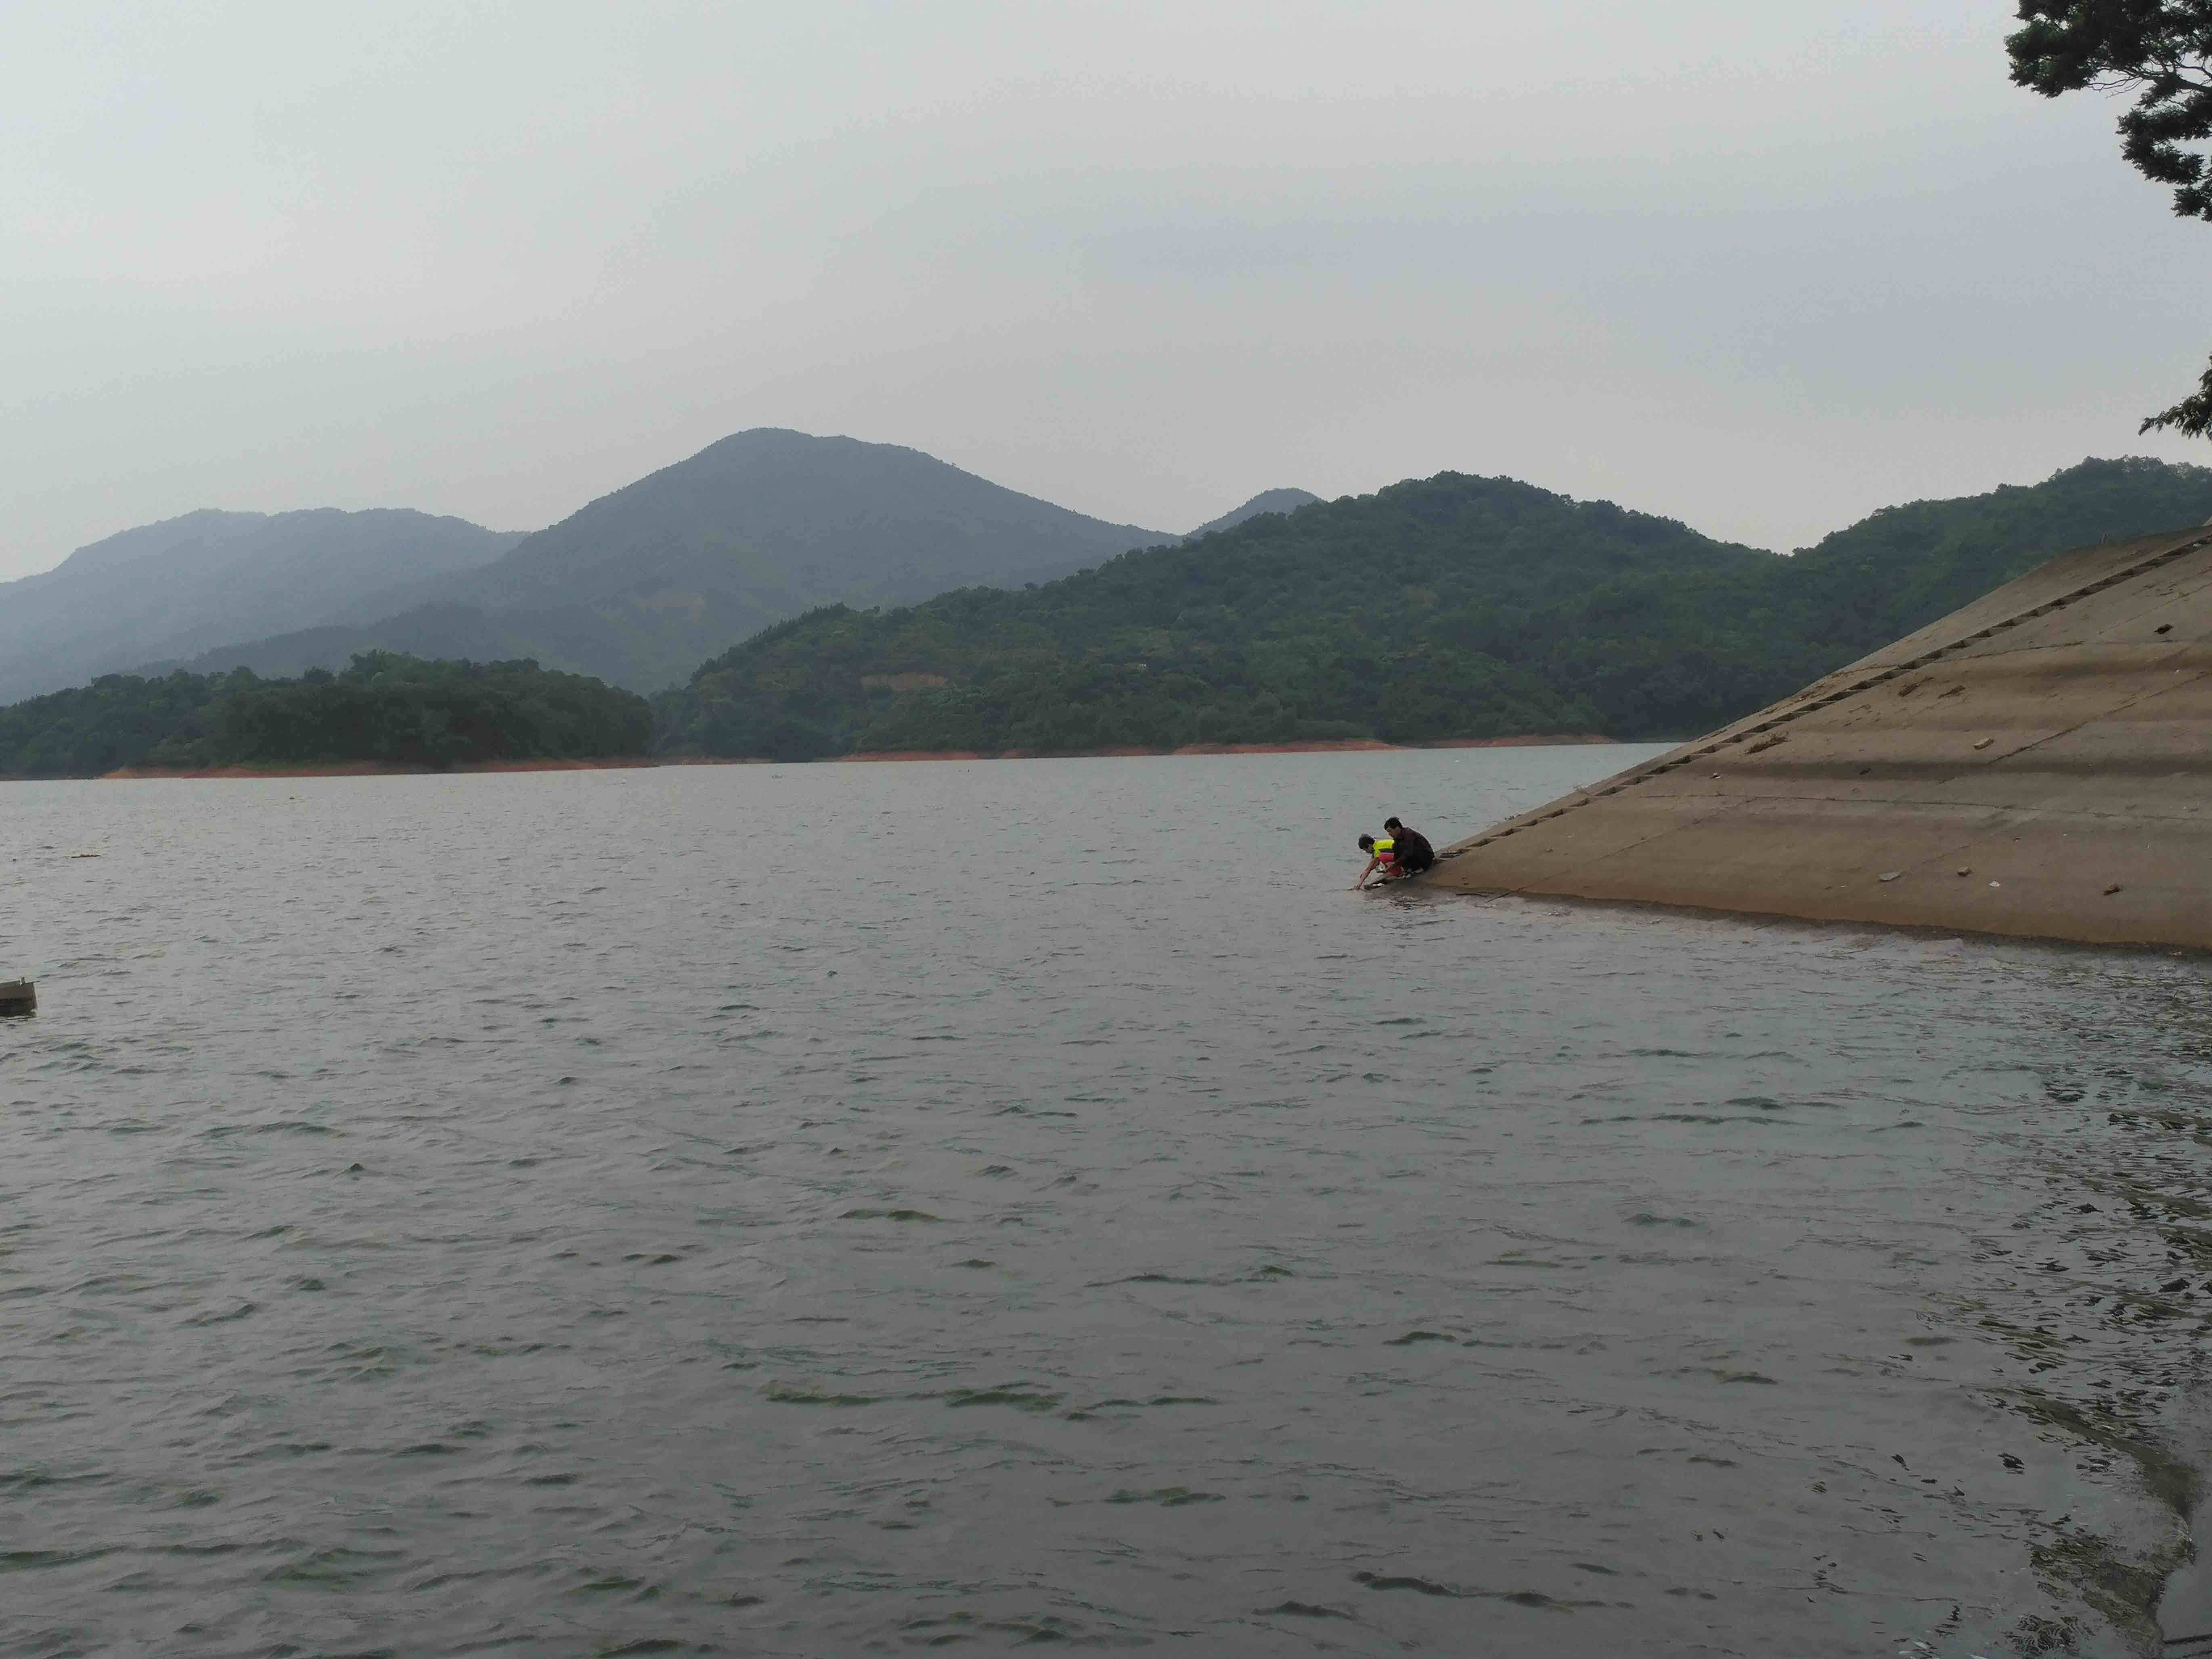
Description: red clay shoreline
0,733,1620,782
91,757,665,781
838,734,1616,762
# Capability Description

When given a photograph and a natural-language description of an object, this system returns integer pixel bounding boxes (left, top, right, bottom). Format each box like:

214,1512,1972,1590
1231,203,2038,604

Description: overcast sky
4,0,2207,580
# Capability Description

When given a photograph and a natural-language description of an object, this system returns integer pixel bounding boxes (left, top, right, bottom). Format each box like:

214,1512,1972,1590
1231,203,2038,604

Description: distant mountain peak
1186,488,1324,541
168,431,1177,693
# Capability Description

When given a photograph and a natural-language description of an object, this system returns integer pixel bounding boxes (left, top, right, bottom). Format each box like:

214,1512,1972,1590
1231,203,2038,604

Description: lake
2,746,2208,1656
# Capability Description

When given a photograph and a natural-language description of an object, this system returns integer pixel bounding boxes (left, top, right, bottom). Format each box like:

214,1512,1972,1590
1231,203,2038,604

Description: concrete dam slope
1429,522,2212,948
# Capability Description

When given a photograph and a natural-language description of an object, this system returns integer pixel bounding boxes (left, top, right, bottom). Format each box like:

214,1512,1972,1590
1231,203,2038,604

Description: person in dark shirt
1382,816,1434,876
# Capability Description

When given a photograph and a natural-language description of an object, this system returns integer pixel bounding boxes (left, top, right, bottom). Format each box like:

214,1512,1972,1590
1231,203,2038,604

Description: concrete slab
1433,524,2212,948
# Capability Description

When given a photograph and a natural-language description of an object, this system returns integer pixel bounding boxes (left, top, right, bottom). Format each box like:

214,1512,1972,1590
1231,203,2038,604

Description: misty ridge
0,509,525,708
0,431,1206,706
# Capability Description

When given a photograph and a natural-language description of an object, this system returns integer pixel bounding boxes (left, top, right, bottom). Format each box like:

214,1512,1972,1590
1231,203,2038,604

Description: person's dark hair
1384,816,1403,832
1357,834,1375,851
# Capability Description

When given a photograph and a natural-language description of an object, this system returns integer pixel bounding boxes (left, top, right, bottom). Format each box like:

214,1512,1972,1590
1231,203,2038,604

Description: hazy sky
6,0,2208,580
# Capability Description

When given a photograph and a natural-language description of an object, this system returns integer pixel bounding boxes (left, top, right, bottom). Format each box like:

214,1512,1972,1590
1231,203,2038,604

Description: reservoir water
4,746,2211,1657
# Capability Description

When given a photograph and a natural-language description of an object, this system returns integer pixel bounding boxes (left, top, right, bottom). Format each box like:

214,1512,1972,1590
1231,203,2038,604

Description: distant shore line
0,733,1621,783
94,758,666,780
832,734,1617,762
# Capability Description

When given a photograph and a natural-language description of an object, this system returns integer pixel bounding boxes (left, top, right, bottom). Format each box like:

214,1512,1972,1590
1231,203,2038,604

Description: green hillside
654,458,2212,758
0,654,650,777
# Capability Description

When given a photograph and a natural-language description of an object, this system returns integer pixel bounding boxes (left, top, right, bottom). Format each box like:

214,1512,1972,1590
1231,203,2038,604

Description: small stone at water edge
1878,870,1903,882
2103,884,2122,895
1972,737,1994,750
1988,880,2001,888
1955,867,1970,877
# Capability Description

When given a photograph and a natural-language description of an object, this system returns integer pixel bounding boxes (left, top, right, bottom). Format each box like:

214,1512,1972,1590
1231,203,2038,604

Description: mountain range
10,433,2212,751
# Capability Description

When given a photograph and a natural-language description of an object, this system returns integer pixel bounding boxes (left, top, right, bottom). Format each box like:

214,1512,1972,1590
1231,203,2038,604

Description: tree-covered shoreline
0,653,652,778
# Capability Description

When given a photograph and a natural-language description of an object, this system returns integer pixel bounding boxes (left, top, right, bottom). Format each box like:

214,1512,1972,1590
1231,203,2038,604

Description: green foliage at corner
654,458,2212,758
2008,2,2212,437
0,653,652,777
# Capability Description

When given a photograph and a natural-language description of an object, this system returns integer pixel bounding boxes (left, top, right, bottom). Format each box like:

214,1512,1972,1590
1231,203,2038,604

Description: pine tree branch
2141,355,2212,438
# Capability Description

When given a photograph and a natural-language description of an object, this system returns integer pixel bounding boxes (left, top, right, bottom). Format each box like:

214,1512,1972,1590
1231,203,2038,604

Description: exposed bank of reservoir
1432,522,2212,949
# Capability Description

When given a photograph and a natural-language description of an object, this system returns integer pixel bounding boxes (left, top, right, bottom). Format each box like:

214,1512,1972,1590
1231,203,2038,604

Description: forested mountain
0,509,522,705
656,473,1783,758
1184,488,1322,539
654,458,2212,759
174,431,1173,693
0,654,649,777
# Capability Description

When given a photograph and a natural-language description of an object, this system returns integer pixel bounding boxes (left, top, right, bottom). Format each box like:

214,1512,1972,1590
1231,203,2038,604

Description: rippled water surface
6,747,2212,1657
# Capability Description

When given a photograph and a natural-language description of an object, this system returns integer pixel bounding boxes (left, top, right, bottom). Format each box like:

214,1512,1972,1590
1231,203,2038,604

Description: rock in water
1429,523,2212,948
